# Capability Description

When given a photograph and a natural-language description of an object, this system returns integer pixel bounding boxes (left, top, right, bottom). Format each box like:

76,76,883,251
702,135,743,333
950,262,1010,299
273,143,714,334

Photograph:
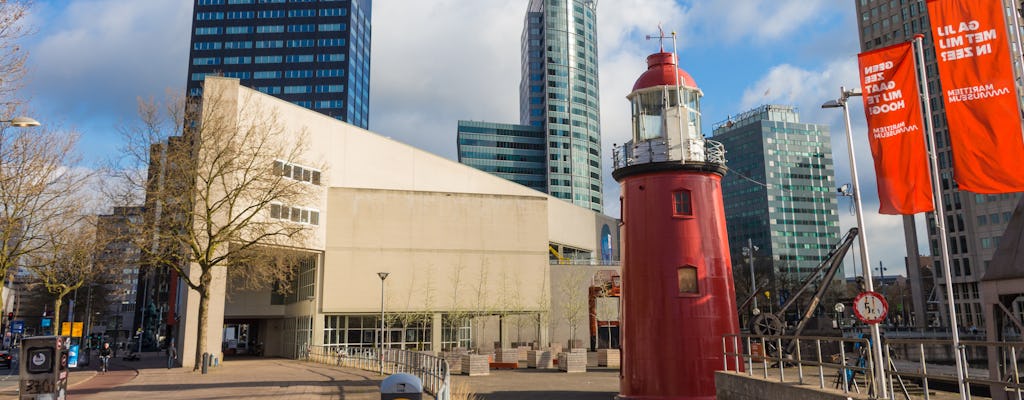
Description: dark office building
855,0,1023,328
712,105,841,281
186,0,371,129
456,120,547,192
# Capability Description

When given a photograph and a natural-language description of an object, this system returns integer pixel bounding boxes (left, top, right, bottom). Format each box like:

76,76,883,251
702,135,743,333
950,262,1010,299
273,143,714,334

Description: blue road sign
11,320,23,334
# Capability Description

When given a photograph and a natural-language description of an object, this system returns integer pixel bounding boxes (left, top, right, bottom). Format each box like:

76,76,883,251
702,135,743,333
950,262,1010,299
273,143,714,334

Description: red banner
858,42,934,215
927,0,1024,193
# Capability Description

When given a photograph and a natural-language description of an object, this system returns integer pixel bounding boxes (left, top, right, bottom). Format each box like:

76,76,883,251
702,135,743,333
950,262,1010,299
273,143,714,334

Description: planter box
462,354,490,376
527,350,553,369
517,346,530,363
494,348,518,364
598,349,620,368
558,352,587,373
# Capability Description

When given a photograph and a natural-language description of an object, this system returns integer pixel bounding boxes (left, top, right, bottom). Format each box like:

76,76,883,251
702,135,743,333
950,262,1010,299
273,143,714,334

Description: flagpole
913,34,968,399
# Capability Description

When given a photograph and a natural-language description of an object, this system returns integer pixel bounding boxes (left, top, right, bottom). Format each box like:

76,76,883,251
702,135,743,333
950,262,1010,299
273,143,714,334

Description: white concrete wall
322,188,549,314
192,77,618,359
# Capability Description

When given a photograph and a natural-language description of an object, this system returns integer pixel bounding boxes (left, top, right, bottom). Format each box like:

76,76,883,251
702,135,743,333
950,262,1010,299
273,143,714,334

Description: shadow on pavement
481,391,617,400
69,379,375,396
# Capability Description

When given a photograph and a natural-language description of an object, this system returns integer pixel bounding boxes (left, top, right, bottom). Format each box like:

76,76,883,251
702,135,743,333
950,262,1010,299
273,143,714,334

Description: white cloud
22,0,190,157
738,58,929,277
683,0,830,44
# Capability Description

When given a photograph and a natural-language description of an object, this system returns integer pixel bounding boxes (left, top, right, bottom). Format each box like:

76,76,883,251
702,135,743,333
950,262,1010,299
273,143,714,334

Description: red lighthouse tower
613,49,741,400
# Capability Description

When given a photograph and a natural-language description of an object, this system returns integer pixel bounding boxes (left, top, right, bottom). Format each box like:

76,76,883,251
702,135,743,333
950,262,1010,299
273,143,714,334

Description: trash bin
380,373,423,400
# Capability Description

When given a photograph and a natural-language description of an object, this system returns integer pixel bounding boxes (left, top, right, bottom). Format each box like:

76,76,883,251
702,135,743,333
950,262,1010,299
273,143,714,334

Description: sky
17,0,924,279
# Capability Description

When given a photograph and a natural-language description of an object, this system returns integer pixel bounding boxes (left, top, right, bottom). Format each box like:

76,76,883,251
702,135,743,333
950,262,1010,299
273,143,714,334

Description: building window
673,190,693,216
677,266,699,295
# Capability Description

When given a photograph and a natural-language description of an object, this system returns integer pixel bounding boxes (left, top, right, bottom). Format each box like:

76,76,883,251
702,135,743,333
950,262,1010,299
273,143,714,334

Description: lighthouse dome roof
632,52,698,92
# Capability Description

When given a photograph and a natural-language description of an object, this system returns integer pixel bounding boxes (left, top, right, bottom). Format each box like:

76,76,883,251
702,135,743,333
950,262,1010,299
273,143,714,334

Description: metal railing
612,139,727,169
884,338,1023,400
304,345,451,400
724,333,1024,400
722,333,875,396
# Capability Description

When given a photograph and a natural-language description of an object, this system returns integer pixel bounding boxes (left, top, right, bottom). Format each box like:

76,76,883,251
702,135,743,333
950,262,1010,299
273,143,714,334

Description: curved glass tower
520,0,602,212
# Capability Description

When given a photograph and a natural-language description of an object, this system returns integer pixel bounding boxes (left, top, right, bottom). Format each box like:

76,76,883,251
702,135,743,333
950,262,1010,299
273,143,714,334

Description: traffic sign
853,291,888,324
11,320,23,334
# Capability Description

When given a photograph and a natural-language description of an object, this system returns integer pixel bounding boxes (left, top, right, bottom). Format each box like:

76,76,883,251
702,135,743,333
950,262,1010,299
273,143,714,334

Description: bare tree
112,83,320,370
24,215,113,333
0,125,87,317
557,267,590,348
0,0,31,106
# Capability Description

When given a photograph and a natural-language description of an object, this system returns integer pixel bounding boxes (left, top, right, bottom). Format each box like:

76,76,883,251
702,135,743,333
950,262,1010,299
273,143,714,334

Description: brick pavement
0,351,624,399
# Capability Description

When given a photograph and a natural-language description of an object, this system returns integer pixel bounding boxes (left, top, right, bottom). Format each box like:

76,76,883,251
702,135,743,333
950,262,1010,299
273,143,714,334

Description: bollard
202,352,210,374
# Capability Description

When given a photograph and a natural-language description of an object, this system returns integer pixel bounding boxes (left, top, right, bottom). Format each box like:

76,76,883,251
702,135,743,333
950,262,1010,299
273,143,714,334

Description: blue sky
18,0,918,279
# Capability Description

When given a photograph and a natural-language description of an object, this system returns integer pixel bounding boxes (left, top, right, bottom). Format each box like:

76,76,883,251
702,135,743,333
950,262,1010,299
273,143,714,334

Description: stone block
494,348,518,364
516,346,530,362
597,349,620,368
558,352,587,373
527,350,553,369
462,354,490,376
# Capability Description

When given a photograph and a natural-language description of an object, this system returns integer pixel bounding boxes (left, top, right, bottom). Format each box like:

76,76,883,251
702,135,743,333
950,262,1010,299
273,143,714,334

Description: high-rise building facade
520,0,602,212
186,0,372,129
96,206,145,344
456,121,547,193
712,105,842,281
457,0,602,212
855,0,1023,328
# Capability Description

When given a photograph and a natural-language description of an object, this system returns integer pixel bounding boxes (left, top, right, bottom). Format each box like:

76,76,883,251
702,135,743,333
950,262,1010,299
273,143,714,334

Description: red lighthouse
613,49,741,399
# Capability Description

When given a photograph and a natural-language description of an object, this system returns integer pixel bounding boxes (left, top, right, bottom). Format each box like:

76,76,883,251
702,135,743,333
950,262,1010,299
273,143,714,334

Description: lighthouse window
672,190,693,216
677,266,699,295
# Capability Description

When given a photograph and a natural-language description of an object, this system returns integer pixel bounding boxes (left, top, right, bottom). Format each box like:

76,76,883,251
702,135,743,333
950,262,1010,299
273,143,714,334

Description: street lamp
1,116,40,127
821,86,887,398
377,272,389,375
875,260,888,288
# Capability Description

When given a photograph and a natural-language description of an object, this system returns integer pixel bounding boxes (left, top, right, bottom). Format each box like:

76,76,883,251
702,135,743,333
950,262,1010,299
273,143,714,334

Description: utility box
19,336,70,400
380,373,423,400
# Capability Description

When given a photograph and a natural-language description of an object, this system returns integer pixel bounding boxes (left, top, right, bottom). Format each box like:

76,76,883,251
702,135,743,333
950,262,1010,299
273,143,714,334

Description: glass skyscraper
520,0,602,212
456,121,547,192
186,0,372,129
712,105,842,281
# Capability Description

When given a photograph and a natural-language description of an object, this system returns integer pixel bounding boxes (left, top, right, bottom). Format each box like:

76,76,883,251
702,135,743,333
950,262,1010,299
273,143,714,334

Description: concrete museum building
171,77,620,367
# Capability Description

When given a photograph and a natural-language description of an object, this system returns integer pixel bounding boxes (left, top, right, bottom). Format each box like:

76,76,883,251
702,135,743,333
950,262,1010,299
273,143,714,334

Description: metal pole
913,35,967,398
378,272,389,375
834,86,888,398
748,238,757,311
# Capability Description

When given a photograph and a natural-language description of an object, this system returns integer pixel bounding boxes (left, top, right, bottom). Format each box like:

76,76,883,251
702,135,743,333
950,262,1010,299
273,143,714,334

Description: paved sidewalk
0,351,621,399
75,352,384,400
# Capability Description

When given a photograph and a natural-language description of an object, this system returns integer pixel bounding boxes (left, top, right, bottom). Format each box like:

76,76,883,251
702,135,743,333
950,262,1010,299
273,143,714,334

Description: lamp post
377,272,389,375
0,115,40,158
1,117,40,127
821,86,887,398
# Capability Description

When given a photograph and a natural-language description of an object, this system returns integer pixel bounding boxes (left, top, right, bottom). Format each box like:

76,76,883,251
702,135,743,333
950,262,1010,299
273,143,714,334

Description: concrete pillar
181,263,227,369
499,315,511,348
431,313,442,353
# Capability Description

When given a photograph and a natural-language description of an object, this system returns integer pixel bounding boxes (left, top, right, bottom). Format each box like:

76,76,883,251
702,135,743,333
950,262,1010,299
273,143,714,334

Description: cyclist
98,342,112,373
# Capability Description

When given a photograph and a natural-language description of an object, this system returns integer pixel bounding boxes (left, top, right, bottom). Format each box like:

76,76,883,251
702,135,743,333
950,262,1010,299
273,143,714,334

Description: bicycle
99,355,111,373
